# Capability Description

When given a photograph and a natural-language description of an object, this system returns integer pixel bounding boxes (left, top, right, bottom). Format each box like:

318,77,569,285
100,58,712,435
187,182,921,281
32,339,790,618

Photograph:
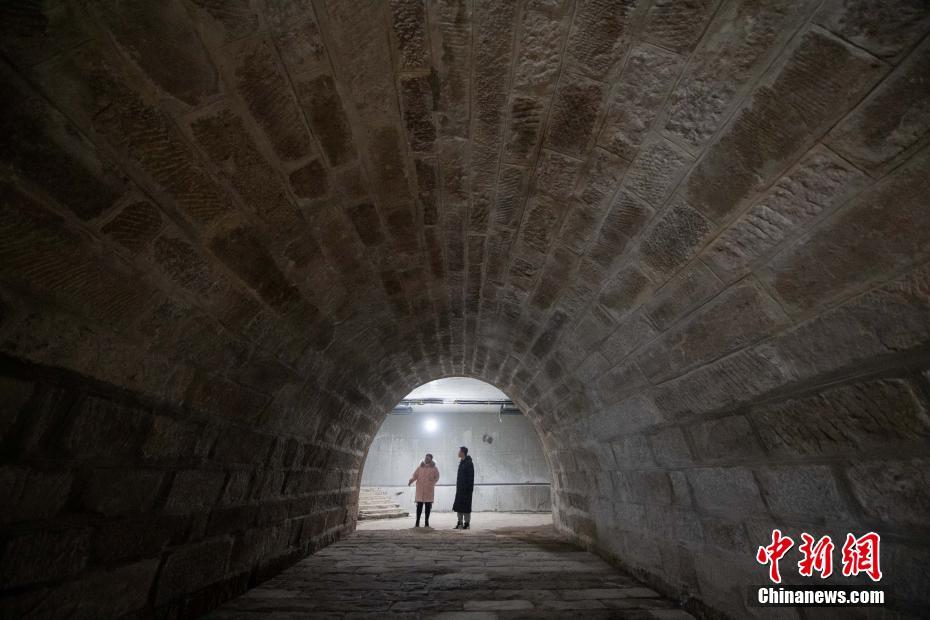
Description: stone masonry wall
0,354,356,618
1,0,930,618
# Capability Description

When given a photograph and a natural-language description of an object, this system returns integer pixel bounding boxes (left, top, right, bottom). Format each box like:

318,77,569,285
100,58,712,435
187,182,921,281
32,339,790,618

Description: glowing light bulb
424,418,438,433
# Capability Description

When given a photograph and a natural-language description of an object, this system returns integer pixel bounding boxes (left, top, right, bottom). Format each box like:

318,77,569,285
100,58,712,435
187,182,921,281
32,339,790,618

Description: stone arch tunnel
1,0,929,618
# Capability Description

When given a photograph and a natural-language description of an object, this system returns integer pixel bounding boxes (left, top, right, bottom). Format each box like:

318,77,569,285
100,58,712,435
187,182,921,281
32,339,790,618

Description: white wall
361,404,551,512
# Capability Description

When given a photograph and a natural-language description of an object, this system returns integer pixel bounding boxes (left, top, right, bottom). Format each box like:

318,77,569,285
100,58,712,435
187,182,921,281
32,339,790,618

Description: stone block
598,267,654,321
642,0,718,53
62,395,150,459
643,262,723,331
685,27,886,224
1,527,91,587
93,517,171,564
702,147,865,280
598,43,683,159
637,282,786,383
289,160,328,200
814,0,930,60
100,0,217,106
228,36,312,162
27,559,159,619
504,95,546,162
210,225,301,313
101,200,163,252
545,74,607,157
0,466,73,525
389,0,430,70
564,0,638,79
610,435,655,469
165,469,226,514
399,74,436,153
639,198,714,280
756,465,849,521
155,537,234,604
751,378,929,458
599,311,658,365
82,468,165,516
846,458,930,528
828,37,930,172
294,73,356,167
653,345,797,419
664,0,815,149
264,0,325,76
623,137,694,208
597,360,649,405
688,415,763,463
687,467,767,516
512,4,570,93
648,426,693,468
760,148,930,313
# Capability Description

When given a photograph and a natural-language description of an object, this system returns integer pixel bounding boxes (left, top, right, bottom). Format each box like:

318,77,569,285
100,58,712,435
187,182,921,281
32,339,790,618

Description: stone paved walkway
206,524,693,619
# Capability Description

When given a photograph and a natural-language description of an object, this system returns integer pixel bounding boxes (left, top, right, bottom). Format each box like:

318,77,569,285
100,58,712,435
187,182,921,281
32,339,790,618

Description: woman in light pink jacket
408,453,440,528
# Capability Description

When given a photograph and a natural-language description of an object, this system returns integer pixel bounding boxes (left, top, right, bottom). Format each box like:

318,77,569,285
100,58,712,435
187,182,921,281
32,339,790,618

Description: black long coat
452,455,474,513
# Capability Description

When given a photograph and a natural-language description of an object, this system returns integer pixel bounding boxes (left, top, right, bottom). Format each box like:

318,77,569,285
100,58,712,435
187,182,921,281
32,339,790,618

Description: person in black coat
452,446,474,529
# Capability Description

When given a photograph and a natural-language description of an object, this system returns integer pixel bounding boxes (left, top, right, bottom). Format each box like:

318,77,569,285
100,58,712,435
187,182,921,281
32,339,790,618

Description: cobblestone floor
206,524,693,619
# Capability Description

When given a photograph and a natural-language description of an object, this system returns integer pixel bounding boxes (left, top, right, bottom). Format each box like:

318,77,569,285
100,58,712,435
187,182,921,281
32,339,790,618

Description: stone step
357,486,407,520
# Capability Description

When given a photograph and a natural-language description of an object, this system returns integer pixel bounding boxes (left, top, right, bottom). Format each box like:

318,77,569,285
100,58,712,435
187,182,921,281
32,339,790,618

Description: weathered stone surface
685,28,886,223
761,147,930,313
504,95,547,161
512,4,569,93
687,467,767,516
389,0,430,70
289,160,328,200
1,527,91,586
294,73,356,167
82,468,165,516
688,415,763,462
0,71,125,221
101,200,163,252
642,263,722,331
156,537,234,604
28,559,159,619
598,44,682,160
757,465,849,520
750,378,930,457
565,0,638,79
814,0,930,60
827,37,930,172
545,75,607,157
847,458,930,528
599,312,657,365
399,74,436,153
230,37,312,163
638,282,786,382
264,0,325,77
664,0,814,149
702,147,865,280
598,267,654,321
623,138,694,208
639,198,714,281
0,466,73,525
100,0,218,106
165,469,226,513
642,0,718,53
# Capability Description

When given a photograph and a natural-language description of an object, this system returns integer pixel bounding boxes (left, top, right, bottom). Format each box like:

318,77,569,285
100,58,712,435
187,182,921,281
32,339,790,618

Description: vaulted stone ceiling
1,0,930,617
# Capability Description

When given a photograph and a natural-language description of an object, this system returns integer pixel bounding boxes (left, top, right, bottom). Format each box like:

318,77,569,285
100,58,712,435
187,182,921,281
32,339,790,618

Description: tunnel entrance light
423,418,438,433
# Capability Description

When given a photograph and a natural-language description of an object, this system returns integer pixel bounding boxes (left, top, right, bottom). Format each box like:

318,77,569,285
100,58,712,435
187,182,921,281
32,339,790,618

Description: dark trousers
415,502,432,525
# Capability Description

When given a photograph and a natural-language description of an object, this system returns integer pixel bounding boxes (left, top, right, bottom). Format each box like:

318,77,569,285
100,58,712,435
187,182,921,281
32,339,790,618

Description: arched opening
358,377,552,526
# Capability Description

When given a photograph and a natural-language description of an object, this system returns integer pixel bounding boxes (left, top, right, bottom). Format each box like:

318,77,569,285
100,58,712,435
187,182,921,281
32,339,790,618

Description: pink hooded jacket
409,461,440,503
